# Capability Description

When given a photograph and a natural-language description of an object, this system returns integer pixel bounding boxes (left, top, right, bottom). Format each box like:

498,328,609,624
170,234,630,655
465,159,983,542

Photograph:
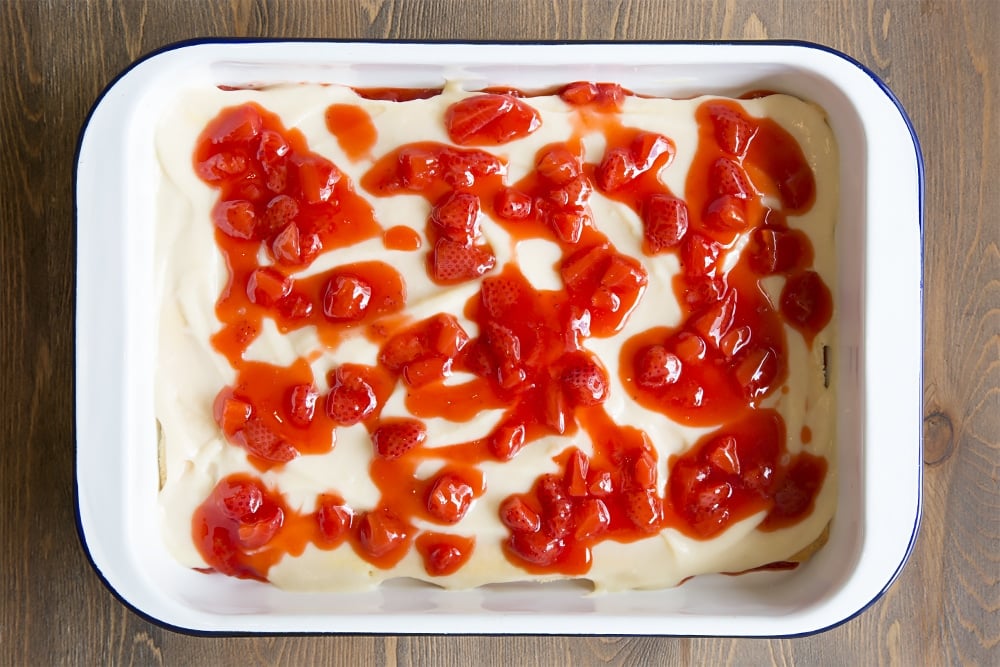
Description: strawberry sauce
190,84,832,582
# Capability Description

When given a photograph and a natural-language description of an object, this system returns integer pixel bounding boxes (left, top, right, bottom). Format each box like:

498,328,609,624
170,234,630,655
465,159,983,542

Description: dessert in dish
155,80,837,591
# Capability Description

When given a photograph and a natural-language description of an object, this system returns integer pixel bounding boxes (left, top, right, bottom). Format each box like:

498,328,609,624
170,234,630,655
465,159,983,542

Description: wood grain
2,0,997,664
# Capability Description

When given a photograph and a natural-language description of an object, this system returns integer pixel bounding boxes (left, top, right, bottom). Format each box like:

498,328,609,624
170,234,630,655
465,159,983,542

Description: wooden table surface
2,0,997,664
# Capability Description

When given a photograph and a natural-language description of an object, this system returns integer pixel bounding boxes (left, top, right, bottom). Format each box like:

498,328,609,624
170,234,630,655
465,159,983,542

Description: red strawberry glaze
189,88,833,582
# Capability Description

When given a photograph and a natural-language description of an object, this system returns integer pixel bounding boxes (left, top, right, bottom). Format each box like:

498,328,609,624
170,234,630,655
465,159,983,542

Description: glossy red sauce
190,85,832,581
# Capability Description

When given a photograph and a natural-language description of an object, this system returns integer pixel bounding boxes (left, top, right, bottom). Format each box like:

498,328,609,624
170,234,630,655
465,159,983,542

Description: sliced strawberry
499,496,541,533
246,267,292,306
642,194,689,254
371,418,427,460
488,422,526,460
536,146,581,185
212,199,258,240
445,94,541,145
574,498,611,539
425,473,475,523
286,383,318,427
325,365,378,425
322,273,372,322
431,191,481,244
636,345,683,389
596,147,637,192
357,507,409,557
706,102,758,157
494,188,533,220
431,238,496,283
560,356,610,407
709,157,754,199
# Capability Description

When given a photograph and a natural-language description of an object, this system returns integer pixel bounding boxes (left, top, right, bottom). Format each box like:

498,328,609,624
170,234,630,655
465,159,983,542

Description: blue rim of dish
73,37,925,639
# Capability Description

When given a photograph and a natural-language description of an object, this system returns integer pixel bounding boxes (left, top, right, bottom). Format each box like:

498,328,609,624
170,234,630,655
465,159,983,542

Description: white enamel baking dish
75,40,923,636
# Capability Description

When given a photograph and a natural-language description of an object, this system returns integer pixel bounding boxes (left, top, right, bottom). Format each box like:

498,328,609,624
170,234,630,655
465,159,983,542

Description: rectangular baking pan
75,40,923,636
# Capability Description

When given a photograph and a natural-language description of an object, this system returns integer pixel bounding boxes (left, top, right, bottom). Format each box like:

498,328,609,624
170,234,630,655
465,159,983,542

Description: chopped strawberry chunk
565,449,590,497
322,273,372,322
636,345,683,389
499,496,541,533
596,147,637,192
624,488,663,532
357,507,410,557
425,473,475,524
536,146,581,185
286,383,318,427
445,94,541,145
431,191,481,244
246,267,291,306
559,356,610,407
431,237,496,284
709,157,754,200
488,422,526,460
508,530,564,566
642,194,689,253
325,365,379,425
630,132,674,170
212,199,258,240
706,102,759,157
371,418,427,460
703,195,748,230
573,498,611,539
316,494,354,543
205,104,263,145
780,270,833,335
494,188,533,220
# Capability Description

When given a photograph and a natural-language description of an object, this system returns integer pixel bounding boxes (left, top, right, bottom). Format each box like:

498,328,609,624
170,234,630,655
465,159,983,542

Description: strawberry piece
630,451,658,489
559,81,598,105
425,473,475,523
642,194,689,253
428,313,470,357
720,325,752,359
396,147,439,190
235,416,298,463
325,365,378,425
560,357,610,407
262,195,300,237
747,227,808,275
257,129,289,164
218,396,252,435
219,478,265,521
236,505,284,549
707,435,741,476
431,238,496,283
560,244,608,290
674,332,708,363
402,356,450,387
431,191,481,244
596,147,638,192
588,471,613,497
441,148,505,189
636,345,683,389
488,422,526,460
703,195,748,230
445,94,541,145
565,449,590,497
422,541,469,576
630,132,674,170
276,292,313,320
358,507,409,557
733,346,778,400
624,488,663,532
499,496,541,533
197,150,250,182
706,102,758,157
212,200,258,240
296,155,341,204
690,290,737,348
508,530,564,566
494,188,533,220
246,267,292,306
780,270,833,334
205,104,263,145
483,321,526,390
574,498,611,539
316,494,354,543
548,175,592,209
371,418,427,460
709,157,754,199
322,273,372,322
547,209,588,244
681,233,722,278
480,276,521,318
286,383,318,427
536,147,581,185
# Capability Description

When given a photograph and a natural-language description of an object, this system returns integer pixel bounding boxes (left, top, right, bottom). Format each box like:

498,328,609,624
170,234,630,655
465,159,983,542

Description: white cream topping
155,83,838,591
